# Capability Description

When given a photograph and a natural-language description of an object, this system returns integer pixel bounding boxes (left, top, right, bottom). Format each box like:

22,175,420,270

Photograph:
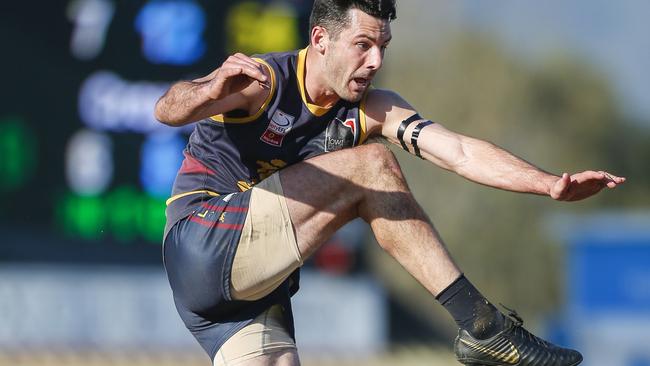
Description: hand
201,53,270,100
550,171,626,201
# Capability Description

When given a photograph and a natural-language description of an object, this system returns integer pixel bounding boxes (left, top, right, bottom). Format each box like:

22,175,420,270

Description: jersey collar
296,47,335,117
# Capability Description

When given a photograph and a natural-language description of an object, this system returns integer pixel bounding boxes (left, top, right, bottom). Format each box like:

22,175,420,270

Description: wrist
542,174,561,197
196,80,218,101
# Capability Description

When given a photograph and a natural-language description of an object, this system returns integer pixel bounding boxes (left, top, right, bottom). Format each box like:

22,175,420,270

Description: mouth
352,77,370,90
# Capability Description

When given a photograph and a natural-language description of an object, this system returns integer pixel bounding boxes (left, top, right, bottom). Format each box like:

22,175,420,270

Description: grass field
0,346,457,366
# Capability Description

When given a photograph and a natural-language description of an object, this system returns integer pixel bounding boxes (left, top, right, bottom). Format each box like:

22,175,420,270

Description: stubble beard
325,52,361,103
332,72,362,103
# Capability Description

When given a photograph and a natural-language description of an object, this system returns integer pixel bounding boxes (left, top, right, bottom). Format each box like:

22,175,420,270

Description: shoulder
210,51,292,122
363,89,418,135
239,52,299,113
366,89,410,109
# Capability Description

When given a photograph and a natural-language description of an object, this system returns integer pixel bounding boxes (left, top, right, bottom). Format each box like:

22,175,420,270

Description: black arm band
397,113,421,152
411,120,434,159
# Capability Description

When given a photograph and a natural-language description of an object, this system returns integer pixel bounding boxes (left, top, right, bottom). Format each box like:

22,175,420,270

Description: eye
356,42,370,51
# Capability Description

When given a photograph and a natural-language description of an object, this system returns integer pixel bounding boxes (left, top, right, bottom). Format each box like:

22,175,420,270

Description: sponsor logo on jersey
261,110,295,146
256,159,287,180
325,117,356,152
237,180,256,192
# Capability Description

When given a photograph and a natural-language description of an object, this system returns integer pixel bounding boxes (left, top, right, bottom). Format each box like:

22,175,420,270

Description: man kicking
155,0,625,365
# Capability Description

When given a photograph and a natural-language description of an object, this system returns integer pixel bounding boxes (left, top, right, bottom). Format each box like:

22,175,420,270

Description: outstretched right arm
154,53,271,126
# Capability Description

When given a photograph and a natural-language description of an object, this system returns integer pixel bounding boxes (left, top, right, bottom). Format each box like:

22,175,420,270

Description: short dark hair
309,0,397,39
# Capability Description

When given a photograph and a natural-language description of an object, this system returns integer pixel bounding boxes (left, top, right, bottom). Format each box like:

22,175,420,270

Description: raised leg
278,143,461,296
278,143,584,366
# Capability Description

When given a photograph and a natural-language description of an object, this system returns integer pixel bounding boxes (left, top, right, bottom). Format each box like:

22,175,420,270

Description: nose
366,46,383,70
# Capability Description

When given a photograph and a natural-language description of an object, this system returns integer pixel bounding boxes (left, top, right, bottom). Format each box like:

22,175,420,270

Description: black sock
436,274,505,339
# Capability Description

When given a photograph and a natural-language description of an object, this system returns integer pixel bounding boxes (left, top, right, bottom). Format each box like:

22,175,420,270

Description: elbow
155,115,176,127
153,100,168,124
154,100,178,126
449,154,470,175
447,136,471,173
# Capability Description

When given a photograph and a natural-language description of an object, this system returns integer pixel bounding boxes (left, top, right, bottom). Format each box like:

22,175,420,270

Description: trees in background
367,32,649,340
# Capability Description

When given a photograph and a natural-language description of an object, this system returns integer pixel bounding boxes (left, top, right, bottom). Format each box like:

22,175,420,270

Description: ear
310,25,329,54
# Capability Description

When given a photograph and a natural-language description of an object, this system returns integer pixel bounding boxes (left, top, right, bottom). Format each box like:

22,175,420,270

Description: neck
304,47,340,108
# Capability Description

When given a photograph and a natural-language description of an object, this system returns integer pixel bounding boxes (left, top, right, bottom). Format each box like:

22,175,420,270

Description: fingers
599,171,626,186
550,169,625,202
553,169,627,202
581,170,607,181
203,53,271,100
572,170,626,187
583,170,626,189
193,53,266,84
223,53,269,85
192,68,220,83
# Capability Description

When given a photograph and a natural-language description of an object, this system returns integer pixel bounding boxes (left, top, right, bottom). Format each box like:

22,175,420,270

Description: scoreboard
0,0,311,264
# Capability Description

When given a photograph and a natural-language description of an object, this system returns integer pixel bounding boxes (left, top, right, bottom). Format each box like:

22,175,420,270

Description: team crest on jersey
261,110,295,146
325,117,357,152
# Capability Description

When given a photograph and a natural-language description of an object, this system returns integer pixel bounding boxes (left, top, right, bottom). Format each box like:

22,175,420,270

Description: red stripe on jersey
179,151,217,175
201,203,249,212
188,216,244,230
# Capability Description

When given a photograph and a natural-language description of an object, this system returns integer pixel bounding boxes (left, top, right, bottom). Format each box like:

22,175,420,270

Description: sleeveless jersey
165,48,370,236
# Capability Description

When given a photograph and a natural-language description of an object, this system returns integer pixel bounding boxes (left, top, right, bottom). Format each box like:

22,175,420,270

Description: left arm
363,89,625,201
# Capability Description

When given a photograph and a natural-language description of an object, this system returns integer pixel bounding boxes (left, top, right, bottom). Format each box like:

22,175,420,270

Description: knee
357,143,405,182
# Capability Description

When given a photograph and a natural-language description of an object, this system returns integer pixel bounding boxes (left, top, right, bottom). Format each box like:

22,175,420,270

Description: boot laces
500,303,524,326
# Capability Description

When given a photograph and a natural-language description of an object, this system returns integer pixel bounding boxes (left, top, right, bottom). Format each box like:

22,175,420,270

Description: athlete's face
324,9,391,102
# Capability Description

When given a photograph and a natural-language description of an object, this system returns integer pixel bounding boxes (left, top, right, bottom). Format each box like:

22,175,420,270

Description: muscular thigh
216,349,299,366
214,305,299,366
278,143,395,259
230,143,403,300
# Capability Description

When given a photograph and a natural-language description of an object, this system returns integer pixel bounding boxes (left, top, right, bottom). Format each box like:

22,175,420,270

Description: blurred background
1,0,649,365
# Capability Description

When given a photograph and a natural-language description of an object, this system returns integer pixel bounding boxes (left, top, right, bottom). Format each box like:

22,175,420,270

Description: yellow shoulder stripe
166,190,220,206
210,57,277,124
358,90,370,144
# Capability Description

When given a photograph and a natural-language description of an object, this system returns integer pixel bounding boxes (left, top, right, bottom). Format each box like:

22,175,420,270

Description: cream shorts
230,172,303,301
216,173,302,364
